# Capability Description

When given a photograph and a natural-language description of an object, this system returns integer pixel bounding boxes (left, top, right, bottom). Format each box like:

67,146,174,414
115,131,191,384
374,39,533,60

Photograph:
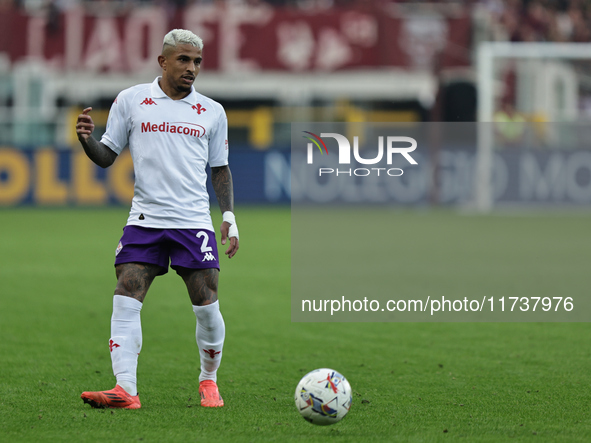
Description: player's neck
158,78,191,101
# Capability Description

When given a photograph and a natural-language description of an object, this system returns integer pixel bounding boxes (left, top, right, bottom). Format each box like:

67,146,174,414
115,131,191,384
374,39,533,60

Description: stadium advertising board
0,147,273,206
2,138,591,207
289,147,591,205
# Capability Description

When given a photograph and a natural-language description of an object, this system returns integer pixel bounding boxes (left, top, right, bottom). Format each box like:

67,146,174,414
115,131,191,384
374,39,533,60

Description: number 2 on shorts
196,231,213,253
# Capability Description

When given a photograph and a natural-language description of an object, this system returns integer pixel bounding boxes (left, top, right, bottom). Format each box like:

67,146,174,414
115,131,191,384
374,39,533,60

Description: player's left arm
211,165,239,258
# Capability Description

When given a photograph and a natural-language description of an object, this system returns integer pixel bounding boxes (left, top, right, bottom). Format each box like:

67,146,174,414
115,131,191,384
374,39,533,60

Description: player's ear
158,54,167,70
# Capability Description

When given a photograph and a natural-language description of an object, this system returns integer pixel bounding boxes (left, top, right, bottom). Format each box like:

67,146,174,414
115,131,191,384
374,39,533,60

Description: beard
175,76,194,92
176,83,192,92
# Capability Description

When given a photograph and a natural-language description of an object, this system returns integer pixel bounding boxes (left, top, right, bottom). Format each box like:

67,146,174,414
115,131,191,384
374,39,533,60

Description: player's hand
221,221,239,259
76,107,95,141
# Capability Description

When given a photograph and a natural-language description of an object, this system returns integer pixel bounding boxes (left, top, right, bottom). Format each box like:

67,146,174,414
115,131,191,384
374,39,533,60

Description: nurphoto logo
303,131,418,177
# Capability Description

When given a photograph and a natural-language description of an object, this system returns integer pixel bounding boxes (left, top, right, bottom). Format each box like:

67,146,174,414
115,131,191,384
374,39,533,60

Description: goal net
473,42,591,212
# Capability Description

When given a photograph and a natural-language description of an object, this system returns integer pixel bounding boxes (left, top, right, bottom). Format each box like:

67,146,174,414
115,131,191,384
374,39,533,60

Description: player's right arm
76,107,117,168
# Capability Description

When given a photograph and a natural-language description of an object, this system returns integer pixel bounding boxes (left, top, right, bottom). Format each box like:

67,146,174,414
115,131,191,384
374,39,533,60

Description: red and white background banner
0,4,471,73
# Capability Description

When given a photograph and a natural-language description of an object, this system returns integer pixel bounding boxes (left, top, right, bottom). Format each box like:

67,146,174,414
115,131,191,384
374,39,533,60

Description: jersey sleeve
100,93,130,154
208,104,229,168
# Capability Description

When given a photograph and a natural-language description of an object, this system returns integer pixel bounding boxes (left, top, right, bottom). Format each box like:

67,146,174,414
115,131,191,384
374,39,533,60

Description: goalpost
474,42,591,212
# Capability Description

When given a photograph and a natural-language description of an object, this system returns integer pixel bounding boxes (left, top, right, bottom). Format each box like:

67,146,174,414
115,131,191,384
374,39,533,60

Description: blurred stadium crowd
4,0,591,43
481,0,591,42
0,0,589,143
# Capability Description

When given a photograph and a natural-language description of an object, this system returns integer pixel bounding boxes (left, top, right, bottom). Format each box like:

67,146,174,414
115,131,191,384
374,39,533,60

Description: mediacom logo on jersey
303,131,418,177
141,121,206,138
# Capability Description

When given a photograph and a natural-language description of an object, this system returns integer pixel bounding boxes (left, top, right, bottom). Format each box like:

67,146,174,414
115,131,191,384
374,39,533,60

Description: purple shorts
114,226,220,275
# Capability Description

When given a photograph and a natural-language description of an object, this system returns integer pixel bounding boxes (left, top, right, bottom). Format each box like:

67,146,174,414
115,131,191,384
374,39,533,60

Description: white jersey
101,77,228,230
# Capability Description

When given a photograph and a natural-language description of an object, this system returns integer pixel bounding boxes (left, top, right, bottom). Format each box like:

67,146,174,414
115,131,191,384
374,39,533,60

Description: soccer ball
294,368,352,425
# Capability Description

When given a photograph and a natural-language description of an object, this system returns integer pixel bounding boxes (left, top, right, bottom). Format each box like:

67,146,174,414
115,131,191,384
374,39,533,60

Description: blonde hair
162,29,203,52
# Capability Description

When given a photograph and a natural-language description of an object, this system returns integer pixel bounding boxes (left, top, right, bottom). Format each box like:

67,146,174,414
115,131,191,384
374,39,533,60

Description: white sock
193,301,225,382
110,295,142,396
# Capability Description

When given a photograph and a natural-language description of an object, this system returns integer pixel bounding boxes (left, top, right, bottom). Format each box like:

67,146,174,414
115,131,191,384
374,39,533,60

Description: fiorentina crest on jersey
192,104,206,114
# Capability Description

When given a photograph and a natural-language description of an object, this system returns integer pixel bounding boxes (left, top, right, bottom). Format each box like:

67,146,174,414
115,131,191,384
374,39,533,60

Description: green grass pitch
0,207,590,442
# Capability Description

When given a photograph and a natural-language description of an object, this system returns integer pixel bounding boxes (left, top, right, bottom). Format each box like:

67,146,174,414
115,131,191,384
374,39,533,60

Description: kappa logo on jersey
192,104,206,114
109,339,120,352
203,252,216,261
203,349,221,359
140,98,157,105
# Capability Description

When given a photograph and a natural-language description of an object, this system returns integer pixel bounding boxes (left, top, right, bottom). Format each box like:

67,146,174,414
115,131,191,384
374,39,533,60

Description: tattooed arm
76,107,118,168
211,165,234,214
211,165,239,258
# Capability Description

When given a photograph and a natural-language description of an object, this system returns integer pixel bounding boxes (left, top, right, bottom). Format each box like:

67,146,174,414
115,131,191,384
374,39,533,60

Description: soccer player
75,29,238,409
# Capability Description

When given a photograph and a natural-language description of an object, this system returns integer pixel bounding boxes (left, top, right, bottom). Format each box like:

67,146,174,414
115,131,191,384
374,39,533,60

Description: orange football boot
199,380,224,407
81,385,141,409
